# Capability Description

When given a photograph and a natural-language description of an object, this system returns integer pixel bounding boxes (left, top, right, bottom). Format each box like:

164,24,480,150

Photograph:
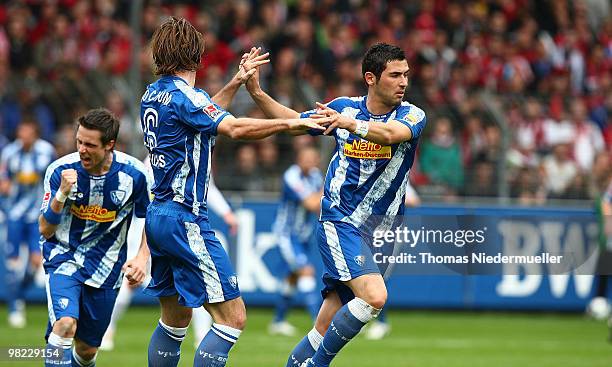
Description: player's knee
30,253,42,268
53,317,77,337
362,288,387,310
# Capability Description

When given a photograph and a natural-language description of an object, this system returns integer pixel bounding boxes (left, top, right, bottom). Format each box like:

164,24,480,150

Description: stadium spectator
0,0,609,204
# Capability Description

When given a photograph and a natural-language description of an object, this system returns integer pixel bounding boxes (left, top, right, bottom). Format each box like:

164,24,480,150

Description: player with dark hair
0,117,55,328
242,42,427,367
39,108,152,366
141,17,330,367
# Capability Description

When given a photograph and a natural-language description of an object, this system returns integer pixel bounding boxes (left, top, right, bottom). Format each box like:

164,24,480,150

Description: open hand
237,47,270,87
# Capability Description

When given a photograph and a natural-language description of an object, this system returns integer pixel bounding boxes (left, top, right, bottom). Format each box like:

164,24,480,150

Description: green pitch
1,305,610,366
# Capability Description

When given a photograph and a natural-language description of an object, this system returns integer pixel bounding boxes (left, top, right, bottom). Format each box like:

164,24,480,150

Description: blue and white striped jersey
273,165,323,242
40,151,153,289
0,139,55,223
140,75,233,217
302,96,427,227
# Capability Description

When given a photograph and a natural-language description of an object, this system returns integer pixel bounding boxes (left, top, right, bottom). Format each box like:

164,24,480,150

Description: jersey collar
359,96,400,121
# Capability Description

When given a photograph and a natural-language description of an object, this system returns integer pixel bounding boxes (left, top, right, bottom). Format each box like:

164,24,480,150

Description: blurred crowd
0,0,611,203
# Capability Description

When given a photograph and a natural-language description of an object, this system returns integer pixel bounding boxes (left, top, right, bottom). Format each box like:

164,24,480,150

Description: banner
0,202,607,311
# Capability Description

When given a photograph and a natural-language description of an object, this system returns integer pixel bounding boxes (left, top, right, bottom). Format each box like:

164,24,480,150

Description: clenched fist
59,169,77,196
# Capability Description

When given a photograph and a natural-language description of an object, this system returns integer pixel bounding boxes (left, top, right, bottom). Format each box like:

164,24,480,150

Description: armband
43,207,62,225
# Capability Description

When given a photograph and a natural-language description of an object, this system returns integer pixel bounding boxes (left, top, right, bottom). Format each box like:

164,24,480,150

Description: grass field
1,305,611,366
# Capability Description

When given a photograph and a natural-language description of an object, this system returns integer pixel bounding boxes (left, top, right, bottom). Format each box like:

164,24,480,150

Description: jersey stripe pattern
40,151,153,289
273,165,323,242
0,139,55,222
140,76,232,217
302,96,427,228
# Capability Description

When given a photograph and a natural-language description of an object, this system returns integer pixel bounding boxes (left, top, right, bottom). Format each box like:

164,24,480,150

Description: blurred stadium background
0,0,611,366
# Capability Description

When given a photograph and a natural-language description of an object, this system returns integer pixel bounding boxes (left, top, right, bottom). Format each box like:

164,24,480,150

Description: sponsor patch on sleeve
203,104,224,122
404,107,425,126
41,191,51,211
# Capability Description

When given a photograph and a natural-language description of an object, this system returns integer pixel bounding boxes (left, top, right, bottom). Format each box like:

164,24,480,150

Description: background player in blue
269,146,323,336
38,108,152,367
140,17,331,367
0,117,55,328
242,43,427,367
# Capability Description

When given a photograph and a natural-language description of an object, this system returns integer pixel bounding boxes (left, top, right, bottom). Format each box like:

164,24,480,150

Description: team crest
354,255,365,267
110,190,126,205
58,298,69,310
228,275,238,289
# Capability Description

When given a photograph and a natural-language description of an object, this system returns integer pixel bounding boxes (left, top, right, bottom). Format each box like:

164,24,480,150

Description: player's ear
364,72,376,86
106,140,116,151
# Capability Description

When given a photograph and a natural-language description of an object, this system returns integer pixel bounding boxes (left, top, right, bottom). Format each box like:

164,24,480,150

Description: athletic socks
147,319,187,367
274,281,295,322
71,348,96,366
311,298,380,367
193,323,241,367
286,328,323,367
45,332,73,366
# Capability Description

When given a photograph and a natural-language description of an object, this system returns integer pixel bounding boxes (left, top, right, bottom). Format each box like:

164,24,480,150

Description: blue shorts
317,221,380,304
44,272,118,347
144,201,240,307
277,234,311,276
6,219,40,258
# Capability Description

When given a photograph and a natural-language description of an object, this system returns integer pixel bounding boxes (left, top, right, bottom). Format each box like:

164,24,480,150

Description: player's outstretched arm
212,47,270,109
241,48,300,119
217,115,331,140
315,102,421,145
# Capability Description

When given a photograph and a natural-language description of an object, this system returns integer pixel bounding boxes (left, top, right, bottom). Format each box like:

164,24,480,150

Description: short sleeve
395,105,427,140
0,146,10,180
41,165,61,213
133,170,153,218
177,86,233,135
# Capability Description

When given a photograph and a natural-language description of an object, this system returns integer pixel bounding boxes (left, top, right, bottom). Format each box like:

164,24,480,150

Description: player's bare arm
315,102,413,145
123,229,150,286
212,47,270,109
216,115,331,140
39,168,77,239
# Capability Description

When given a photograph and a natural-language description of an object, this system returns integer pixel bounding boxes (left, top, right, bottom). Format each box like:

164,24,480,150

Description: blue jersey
140,75,233,217
0,139,55,223
40,151,152,289
273,165,323,243
302,96,427,227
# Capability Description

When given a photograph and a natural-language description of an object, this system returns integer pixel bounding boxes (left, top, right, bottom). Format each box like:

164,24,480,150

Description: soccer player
100,168,238,351
39,108,152,366
140,17,330,367
269,146,323,336
0,118,55,328
243,43,427,366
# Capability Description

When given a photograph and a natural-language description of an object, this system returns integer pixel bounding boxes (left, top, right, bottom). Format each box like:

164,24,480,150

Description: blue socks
5,259,22,314
311,298,380,367
297,276,320,320
194,323,242,367
71,348,97,366
45,332,72,366
148,320,187,367
286,328,323,367
274,282,294,322
377,307,387,323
